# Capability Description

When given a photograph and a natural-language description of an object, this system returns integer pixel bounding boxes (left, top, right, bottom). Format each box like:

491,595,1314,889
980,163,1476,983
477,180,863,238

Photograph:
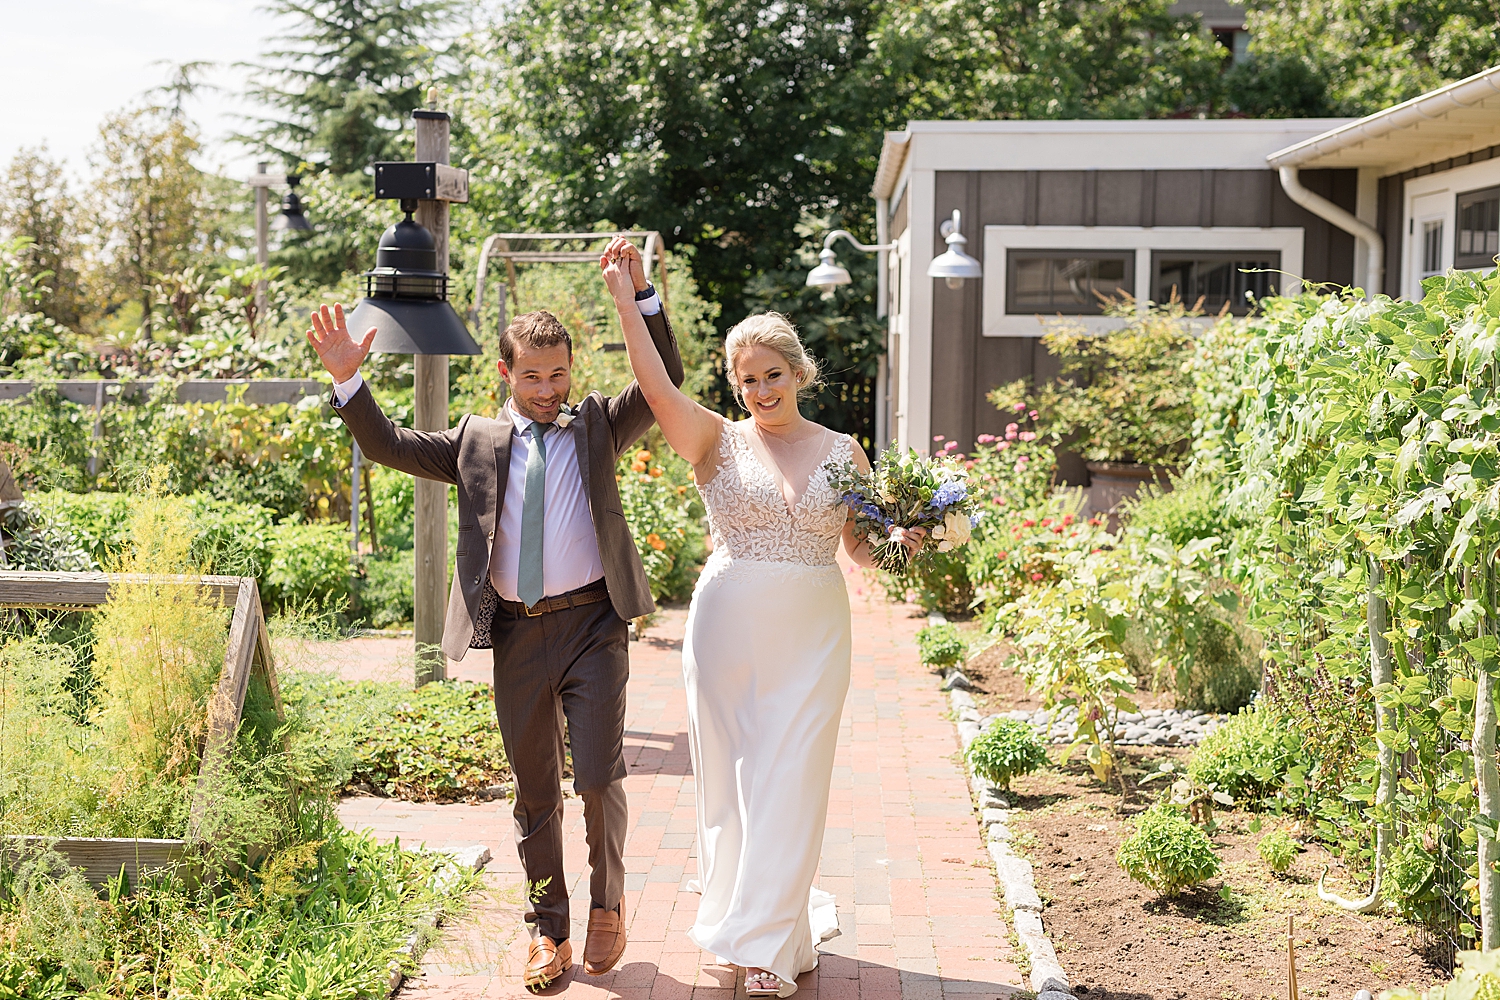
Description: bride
600,240,922,997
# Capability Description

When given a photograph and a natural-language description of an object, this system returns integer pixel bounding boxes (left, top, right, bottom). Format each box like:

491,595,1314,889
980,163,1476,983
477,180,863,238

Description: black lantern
347,162,480,356
271,175,312,233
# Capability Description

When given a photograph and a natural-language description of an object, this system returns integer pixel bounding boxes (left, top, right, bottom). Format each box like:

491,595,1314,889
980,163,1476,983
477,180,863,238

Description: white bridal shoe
744,970,797,998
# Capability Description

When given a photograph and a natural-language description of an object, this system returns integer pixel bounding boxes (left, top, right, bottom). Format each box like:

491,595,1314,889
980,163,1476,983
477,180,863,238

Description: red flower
996,551,1008,560
1062,514,1074,526
1022,519,1036,528
1040,518,1053,527
1052,525,1063,534
1030,572,1044,581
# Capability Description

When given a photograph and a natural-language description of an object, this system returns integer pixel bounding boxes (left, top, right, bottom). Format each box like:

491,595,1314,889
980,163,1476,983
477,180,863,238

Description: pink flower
1014,461,1027,472
977,434,996,444
1017,456,1029,464
1030,572,1044,581
1029,410,1038,419
933,435,945,442
1012,403,1026,413
943,440,959,452
1018,431,1036,442
1005,423,1019,440
997,441,1010,451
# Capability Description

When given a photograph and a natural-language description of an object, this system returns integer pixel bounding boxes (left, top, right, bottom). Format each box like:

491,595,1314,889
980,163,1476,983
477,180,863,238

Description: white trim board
981,226,1306,337
1400,158,1500,300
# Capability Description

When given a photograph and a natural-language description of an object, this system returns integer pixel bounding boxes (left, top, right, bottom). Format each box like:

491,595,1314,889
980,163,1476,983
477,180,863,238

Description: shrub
1170,611,1259,714
1187,703,1302,807
966,718,1048,790
881,547,974,616
1382,838,1447,926
916,622,966,668
617,446,705,604
284,675,508,801
1257,829,1298,874
990,300,1200,468
1117,804,1220,896
1120,473,1241,547
266,520,354,612
354,548,415,628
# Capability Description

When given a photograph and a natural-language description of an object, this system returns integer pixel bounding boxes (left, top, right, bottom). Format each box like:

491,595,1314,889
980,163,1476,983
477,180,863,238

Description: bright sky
3,0,281,183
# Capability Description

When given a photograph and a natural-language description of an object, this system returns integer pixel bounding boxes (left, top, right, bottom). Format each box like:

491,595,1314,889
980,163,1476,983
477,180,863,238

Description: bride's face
735,344,800,428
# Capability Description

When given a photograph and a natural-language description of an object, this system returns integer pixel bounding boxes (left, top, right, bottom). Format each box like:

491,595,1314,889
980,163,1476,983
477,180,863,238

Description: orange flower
646,533,666,551
676,485,687,494
635,449,652,462
631,460,647,472
649,467,663,477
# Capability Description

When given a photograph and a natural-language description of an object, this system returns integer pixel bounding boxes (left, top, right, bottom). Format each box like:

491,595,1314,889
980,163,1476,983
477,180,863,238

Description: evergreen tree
0,147,83,330
246,0,457,174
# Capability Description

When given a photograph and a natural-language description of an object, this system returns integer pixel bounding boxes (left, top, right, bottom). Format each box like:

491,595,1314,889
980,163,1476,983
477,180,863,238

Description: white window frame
1402,158,1500,300
982,226,1306,337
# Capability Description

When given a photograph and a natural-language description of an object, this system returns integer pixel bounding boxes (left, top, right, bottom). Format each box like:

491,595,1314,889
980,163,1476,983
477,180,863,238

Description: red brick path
336,564,1024,999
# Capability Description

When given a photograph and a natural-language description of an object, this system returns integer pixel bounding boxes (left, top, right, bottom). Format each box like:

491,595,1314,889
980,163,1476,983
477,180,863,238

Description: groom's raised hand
306,303,376,383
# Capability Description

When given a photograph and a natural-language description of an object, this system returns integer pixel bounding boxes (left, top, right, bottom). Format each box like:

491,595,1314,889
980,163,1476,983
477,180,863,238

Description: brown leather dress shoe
525,936,573,991
583,899,628,975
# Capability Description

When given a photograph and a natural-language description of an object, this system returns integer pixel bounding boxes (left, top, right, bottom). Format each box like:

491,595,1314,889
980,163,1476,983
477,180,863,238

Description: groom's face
499,342,573,424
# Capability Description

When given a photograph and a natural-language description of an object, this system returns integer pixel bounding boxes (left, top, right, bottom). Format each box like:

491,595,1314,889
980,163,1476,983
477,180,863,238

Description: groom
306,237,680,988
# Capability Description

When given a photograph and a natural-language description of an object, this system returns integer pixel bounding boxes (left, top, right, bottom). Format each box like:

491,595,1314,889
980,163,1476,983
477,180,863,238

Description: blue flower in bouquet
930,480,968,511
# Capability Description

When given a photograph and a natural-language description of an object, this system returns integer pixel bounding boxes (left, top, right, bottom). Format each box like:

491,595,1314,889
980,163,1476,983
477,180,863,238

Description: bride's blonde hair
724,312,822,406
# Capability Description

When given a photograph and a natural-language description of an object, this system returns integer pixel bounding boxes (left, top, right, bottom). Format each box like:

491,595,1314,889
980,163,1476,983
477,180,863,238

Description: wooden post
1286,915,1299,1000
412,97,451,686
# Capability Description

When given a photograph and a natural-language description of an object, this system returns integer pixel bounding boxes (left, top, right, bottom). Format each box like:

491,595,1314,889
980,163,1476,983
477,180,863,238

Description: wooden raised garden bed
0,571,283,888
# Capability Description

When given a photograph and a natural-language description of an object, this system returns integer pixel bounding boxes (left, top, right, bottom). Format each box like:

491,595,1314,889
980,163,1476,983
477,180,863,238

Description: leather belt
501,578,610,617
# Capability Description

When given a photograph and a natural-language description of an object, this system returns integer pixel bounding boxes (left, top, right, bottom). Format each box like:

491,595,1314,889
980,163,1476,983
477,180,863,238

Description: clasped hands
600,236,650,304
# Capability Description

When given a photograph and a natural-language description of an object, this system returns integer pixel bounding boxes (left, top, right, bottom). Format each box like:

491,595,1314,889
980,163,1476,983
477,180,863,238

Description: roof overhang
872,131,910,200
1267,64,1500,174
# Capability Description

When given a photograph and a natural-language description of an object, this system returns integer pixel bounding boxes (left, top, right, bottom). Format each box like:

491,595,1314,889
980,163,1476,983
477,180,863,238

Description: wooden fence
0,571,283,888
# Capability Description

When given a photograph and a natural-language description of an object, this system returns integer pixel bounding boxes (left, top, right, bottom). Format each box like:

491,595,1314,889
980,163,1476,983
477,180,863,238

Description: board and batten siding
925,167,1358,483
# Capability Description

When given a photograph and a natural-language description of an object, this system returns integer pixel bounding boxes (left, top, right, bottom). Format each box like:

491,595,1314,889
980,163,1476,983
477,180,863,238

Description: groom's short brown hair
500,310,572,367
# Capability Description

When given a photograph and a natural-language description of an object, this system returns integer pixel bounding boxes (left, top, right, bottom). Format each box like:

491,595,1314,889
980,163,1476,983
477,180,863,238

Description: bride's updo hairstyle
723,312,822,407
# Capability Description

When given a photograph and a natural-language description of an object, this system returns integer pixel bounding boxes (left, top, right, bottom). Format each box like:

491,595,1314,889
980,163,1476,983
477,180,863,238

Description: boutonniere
555,403,578,428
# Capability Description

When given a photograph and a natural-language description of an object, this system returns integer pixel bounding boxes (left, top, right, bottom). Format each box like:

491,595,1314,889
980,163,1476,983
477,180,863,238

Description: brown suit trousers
333,307,683,941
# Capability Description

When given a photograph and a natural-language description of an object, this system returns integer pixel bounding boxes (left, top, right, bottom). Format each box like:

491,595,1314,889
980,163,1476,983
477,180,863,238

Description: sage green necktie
518,421,548,608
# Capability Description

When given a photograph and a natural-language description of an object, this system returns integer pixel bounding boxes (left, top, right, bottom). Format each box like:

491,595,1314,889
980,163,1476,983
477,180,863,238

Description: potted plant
989,300,1200,517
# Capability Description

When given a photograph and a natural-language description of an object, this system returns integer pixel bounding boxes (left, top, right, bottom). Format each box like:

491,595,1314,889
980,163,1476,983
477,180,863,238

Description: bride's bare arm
601,239,720,469
842,439,925,567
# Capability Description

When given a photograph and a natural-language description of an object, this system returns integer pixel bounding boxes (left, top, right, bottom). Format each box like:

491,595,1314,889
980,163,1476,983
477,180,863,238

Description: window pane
1152,252,1280,315
1007,252,1133,315
1423,221,1444,276
1457,186,1500,268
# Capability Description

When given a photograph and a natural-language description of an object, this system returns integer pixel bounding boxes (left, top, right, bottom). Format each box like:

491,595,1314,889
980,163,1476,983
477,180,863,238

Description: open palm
306,303,376,383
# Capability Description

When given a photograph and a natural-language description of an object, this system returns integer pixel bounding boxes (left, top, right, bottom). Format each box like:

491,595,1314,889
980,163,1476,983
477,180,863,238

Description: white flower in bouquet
932,509,972,552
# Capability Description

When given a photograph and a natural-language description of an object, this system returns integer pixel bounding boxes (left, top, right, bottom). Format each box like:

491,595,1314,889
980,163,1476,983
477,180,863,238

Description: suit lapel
572,404,593,506
492,406,514,525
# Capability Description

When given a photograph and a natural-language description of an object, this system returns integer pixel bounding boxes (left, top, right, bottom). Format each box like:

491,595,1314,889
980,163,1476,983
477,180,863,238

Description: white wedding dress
684,420,849,982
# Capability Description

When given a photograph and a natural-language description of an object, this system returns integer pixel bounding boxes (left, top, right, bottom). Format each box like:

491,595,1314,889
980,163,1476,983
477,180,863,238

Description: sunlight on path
335,562,1024,999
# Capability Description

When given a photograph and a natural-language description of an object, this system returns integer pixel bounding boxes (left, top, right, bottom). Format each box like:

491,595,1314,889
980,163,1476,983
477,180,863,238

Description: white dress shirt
489,399,604,600
330,287,663,602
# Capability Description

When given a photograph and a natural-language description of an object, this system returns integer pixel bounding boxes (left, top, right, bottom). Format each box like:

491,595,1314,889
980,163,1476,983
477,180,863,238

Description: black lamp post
271,175,313,233
347,197,478,355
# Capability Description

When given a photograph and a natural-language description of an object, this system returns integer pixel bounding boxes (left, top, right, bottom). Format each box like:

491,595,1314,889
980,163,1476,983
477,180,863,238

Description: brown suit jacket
334,308,684,660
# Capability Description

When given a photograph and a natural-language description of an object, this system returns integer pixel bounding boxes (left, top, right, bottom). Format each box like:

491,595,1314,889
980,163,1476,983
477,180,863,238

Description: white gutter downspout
875,196,891,449
1277,166,1384,298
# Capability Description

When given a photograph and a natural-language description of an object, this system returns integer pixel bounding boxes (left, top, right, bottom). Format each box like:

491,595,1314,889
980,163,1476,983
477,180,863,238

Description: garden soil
958,624,1449,997
1009,756,1447,998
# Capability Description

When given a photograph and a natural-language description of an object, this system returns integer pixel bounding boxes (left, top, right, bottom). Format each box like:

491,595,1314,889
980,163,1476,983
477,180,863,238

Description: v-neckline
738,422,836,515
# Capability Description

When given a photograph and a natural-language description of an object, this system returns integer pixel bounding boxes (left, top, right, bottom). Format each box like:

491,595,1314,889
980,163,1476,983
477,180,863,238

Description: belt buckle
525,600,546,617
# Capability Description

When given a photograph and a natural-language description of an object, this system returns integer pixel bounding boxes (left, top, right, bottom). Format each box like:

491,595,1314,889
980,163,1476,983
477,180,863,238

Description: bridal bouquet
831,446,977,574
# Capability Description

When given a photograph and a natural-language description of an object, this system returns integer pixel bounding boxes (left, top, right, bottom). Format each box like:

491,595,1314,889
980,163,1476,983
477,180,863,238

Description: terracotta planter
1084,461,1175,524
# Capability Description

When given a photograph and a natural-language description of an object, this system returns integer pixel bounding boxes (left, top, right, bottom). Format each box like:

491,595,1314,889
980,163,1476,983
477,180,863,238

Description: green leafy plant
1186,704,1302,807
284,675,509,801
990,300,1200,468
1116,803,1221,896
966,718,1048,790
916,622,966,668
1257,828,1299,874
616,446,705,603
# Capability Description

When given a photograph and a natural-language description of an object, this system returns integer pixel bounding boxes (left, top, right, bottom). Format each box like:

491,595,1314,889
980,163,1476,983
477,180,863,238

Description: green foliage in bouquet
832,446,975,574
990,300,1200,468
1117,803,1220,896
916,622,966,667
966,718,1049,791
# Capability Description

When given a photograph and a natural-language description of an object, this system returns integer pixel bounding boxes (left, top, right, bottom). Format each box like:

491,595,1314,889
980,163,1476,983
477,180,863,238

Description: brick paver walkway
335,563,1024,999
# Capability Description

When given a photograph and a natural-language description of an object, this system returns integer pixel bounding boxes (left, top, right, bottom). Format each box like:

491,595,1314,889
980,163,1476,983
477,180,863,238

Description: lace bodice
696,421,852,567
